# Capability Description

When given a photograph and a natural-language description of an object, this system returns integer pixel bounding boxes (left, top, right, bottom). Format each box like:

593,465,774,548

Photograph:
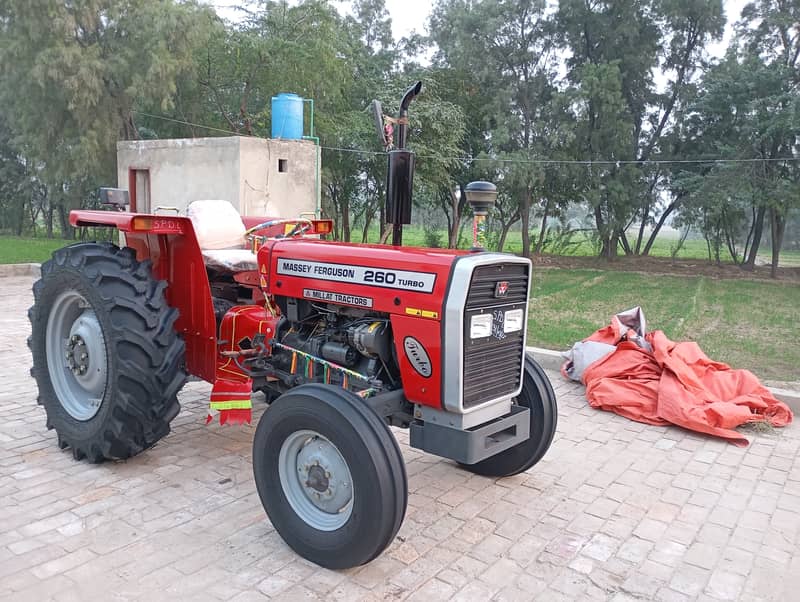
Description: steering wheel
245,218,314,250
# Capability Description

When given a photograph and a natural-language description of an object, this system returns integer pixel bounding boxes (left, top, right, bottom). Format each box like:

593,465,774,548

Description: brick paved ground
1,274,799,601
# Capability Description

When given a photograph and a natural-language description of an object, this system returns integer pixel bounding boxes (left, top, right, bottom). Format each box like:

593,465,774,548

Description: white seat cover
202,249,259,272
186,200,257,271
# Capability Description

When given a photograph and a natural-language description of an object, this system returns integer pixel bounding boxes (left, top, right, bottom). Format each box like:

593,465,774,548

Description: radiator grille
461,262,529,409
465,263,529,309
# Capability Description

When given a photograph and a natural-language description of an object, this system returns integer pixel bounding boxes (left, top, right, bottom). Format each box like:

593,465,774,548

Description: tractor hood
259,239,474,319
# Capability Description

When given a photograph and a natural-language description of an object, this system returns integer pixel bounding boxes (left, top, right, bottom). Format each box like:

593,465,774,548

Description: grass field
0,236,69,264
528,268,799,380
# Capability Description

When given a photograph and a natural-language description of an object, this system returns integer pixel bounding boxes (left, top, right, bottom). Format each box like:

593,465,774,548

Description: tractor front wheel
252,384,407,569
28,242,186,462
461,354,558,477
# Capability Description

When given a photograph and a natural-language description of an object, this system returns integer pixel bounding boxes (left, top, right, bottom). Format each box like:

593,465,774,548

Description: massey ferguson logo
494,281,509,298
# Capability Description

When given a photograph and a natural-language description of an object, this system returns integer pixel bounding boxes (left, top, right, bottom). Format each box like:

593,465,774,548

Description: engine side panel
389,314,442,408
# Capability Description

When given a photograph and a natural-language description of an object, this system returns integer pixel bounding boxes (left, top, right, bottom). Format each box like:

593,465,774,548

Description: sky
206,0,751,53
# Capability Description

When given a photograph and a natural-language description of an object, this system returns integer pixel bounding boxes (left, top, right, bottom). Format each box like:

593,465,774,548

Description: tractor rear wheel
28,242,185,462
252,384,407,569
461,354,558,477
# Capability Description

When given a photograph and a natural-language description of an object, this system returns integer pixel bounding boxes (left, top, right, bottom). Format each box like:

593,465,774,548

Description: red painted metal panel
70,210,190,234
166,230,217,382
389,313,443,408
261,239,468,317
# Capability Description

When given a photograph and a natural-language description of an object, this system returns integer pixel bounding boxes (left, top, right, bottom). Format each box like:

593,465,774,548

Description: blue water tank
271,93,304,139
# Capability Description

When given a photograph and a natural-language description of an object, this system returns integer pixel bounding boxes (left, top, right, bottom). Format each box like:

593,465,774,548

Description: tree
320,0,395,241
193,0,350,137
0,0,214,235
739,0,800,276
430,0,567,257
558,0,724,258
673,1,799,276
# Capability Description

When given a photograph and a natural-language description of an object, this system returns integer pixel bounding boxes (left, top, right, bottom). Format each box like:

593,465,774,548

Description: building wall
238,137,318,217
117,137,241,213
116,136,318,217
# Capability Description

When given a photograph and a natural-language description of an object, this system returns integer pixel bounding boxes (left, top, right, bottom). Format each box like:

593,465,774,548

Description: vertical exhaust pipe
386,81,422,246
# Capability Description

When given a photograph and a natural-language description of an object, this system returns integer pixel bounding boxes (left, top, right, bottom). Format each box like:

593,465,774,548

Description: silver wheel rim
45,290,108,421
278,429,354,531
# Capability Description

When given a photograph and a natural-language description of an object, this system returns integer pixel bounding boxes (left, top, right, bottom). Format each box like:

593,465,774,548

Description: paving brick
406,577,456,601
30,548,96,579
621,572,664,598
582,533,620,562
669,563,711,597
655,587,692,602
617,536,654,564
633,518,669,542
705,569,745,600
684,542,721,570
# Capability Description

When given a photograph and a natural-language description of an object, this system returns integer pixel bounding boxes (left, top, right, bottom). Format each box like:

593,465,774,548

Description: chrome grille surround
442,254,532,414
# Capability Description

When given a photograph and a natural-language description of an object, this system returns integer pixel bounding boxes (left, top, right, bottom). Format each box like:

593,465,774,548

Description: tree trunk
57,203,73,239
45,205,54,238
594,204,609,258
450,183,466,249
742,205,766,271
618,230,632,255
341,195,351,242
770,208,785,279
634,201,649,255
361,201,377,243
456,219,468,248
327,184,341,240
28,199,41,237
448,187,459,248
534,199,550,255
603,232,619,260
642,199,681,256
14,205,24,236
497,221,514,253
724,225,740,265
520,187,532,257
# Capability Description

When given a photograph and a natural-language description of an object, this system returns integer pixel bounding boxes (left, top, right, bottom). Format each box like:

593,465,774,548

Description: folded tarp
562,307,793,446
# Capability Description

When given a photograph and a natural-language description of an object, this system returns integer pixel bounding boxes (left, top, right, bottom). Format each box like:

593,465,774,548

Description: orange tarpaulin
565,311,793,446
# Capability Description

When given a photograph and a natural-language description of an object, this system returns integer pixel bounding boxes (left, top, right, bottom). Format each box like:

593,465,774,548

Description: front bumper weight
409,405,530,465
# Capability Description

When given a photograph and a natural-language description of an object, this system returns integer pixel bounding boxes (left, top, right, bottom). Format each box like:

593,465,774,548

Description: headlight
503,309,524,333
469,313,493,339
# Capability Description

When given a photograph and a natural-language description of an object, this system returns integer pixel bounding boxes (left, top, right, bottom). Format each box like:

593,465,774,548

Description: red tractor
28,83,557,569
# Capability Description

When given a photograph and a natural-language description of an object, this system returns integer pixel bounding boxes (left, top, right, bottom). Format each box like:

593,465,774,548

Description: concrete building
116,136,320,217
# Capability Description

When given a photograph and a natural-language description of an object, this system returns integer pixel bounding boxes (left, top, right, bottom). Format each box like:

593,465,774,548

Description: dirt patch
532,254,800,283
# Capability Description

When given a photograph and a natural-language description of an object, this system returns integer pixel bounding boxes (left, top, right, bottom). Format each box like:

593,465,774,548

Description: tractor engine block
268,296,397,392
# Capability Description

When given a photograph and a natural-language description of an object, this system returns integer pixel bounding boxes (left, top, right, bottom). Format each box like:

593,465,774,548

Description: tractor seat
186,200,258,272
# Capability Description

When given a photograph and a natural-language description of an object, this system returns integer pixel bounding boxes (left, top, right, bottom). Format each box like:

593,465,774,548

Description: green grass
0,236,69,264
527,268,800,380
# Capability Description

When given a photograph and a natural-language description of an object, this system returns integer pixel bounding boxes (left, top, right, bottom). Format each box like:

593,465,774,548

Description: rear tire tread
29,242,186,462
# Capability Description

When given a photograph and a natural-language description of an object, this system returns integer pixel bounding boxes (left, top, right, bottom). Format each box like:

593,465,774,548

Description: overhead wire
133,110,800,166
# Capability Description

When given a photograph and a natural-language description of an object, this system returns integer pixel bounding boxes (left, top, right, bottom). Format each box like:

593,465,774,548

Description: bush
423,224,443,248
